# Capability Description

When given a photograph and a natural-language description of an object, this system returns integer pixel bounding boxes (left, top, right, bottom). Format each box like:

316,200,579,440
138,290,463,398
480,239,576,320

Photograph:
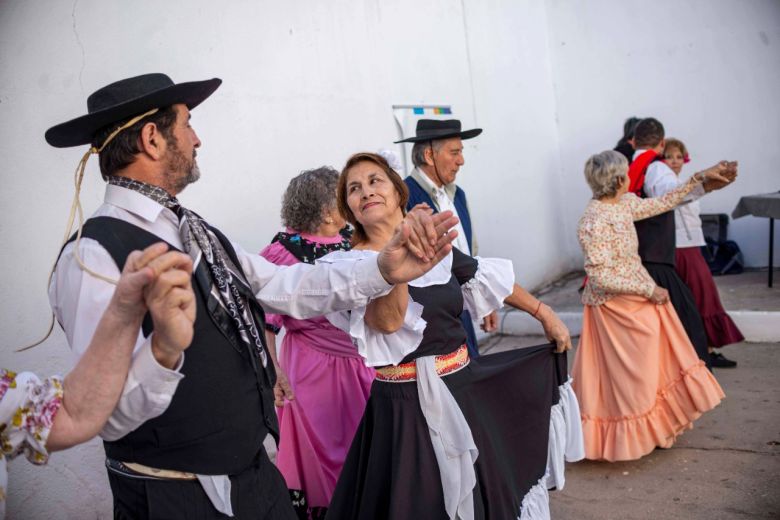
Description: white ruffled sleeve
319,250,428,367
460,257,515,320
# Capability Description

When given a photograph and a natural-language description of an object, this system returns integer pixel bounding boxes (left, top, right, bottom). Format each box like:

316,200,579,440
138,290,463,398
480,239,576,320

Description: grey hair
280,166,340,233
584,150,629,199
410,139,445,167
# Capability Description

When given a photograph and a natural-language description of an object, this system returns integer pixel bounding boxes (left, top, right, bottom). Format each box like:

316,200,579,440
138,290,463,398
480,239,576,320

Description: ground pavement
481,268,779,519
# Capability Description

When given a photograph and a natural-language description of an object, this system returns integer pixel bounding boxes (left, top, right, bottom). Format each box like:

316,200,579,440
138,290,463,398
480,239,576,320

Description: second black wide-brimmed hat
394,118,482,144
45,73,222,148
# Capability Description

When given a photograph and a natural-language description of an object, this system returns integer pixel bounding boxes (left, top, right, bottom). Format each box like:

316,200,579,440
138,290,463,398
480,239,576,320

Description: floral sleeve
624,176,700,222
579,220,655,298
0,369,63,466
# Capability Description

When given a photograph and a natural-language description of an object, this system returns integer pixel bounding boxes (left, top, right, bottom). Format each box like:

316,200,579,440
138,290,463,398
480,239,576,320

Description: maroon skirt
675,247,744,348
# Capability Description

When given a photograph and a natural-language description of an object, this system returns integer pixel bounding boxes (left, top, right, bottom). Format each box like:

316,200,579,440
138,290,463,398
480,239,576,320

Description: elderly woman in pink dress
261,167,375,519
1,244,195,517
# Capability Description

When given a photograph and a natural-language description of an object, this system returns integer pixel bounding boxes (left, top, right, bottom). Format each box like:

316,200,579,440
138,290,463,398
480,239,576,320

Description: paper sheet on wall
391,105,453,175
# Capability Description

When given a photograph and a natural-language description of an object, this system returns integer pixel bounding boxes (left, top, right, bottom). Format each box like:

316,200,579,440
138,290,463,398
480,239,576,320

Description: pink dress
260,230,375,516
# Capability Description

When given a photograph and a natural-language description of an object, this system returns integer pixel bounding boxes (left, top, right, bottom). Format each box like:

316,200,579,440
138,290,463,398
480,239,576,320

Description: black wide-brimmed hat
45,73,222,148
394,119,482,144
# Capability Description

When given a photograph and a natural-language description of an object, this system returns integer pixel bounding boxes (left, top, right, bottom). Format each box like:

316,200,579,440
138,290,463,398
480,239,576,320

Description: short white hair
584,150,628,199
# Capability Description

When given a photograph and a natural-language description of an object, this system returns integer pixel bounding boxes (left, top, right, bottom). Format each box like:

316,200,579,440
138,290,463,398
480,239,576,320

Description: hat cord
18,108,159,352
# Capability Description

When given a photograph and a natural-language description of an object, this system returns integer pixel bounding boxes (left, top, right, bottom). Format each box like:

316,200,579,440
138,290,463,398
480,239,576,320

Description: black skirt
643,262,710,367
326,343,566,520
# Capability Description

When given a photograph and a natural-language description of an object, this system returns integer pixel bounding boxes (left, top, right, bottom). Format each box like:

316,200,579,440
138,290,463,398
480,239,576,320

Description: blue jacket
404,175,474,254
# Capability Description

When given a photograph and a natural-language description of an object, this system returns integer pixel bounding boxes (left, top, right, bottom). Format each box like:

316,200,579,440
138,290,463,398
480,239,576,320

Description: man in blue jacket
396,119,496,357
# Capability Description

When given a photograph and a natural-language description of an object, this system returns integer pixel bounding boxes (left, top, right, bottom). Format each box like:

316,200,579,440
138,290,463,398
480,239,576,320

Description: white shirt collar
104,183,167,223
411,167,457,200
633,148,650,161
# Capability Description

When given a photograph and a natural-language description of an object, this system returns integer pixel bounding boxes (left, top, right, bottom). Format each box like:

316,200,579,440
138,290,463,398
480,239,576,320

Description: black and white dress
321,248,584,520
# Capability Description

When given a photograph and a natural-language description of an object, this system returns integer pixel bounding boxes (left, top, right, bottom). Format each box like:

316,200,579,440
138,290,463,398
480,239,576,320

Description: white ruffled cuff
461,257,515,320
546,377,585,492
326,298,426,367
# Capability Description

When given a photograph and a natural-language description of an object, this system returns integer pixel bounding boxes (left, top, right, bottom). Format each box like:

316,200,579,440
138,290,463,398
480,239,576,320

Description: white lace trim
325,298,426,367
461,257,515,320
518,473,551,520
519,377,584,519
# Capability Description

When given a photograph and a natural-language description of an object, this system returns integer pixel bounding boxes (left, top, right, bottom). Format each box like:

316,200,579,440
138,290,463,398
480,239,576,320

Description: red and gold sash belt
375,345,470,382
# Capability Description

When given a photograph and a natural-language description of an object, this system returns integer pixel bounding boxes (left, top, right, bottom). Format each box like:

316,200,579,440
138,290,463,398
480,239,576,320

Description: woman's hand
699,160,738,192
273,366,295,407
649,286,670,305
145,251,196,368
481,310,498,332
377,209,459,284
537,304,572,353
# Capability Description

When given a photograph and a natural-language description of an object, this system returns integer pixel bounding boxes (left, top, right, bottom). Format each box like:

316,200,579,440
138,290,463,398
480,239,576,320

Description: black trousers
108,451,296,520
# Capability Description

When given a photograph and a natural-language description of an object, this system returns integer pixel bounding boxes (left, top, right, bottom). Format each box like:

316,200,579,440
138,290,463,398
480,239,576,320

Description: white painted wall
0,0,777,517
547,0,780,268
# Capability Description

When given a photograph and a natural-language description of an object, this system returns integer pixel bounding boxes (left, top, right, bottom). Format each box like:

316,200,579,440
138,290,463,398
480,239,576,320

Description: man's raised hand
377,206,459,284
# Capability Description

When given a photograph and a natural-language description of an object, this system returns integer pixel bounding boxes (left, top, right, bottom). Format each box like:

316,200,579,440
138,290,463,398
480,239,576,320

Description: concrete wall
547,0,780,268
1,0,777,517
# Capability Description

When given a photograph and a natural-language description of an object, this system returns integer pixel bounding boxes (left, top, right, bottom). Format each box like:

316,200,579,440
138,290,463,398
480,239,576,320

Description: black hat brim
394,128,482,144
45,78,222,148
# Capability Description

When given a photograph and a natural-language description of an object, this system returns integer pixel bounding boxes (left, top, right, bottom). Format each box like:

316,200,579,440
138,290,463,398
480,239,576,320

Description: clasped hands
377,203,460,284
700,160,738,192
109,243,197,369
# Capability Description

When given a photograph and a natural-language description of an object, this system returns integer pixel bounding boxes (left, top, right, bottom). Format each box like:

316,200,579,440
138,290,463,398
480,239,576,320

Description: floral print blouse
579,176,701,306
0,369,63,516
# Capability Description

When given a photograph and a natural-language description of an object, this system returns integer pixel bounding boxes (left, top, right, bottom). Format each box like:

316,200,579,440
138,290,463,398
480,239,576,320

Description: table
732,191,780,287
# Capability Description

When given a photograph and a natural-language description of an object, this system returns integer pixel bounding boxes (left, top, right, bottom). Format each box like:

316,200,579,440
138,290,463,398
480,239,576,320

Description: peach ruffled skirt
572,295,725,461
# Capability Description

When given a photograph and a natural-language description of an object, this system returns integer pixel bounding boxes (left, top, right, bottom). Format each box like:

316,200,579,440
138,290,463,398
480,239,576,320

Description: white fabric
674,174,706,247
546,378,585,491
559,379,585,463
49,183,394,515
518,473,551,520
197,475,234,517
319,249,452,288
413,167,471,253
416,356,478,520
326,298,426,367
633,149,705,202
461,257,515,320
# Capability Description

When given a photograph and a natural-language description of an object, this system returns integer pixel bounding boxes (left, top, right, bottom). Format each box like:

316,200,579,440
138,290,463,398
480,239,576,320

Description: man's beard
164,141,201,194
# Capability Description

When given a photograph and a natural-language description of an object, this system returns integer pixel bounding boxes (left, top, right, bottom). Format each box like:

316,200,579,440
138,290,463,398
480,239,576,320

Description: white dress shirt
49,184,392,441
634,149,706,201
674,177,706,248
411,168,472,254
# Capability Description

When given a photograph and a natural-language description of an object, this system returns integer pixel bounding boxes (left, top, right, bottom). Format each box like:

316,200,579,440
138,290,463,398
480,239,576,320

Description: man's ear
138,122,165,160
424,145,435,166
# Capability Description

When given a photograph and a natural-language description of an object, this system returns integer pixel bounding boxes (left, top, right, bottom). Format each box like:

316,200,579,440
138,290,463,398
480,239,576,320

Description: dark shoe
710,351,737,368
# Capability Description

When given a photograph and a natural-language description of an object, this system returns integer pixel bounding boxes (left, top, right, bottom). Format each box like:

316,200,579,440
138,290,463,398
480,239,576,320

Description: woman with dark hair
324,152,583,520
260,167,375,519
614,116,642,162
664,138,743,367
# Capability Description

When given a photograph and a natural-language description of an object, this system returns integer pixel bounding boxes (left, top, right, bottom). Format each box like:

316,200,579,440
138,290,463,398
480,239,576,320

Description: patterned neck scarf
109,176,268,368
272,228,352,265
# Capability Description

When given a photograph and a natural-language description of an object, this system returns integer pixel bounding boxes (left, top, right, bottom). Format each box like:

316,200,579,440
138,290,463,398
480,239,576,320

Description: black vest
60,217,278,475
634,168,676,266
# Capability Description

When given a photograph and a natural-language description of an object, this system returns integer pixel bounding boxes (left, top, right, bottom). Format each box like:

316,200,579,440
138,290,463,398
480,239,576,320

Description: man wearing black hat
46,73,459,519
396,119,496,357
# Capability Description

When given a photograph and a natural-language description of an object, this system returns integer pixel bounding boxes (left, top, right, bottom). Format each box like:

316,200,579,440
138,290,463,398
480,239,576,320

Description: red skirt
675,247,744,348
